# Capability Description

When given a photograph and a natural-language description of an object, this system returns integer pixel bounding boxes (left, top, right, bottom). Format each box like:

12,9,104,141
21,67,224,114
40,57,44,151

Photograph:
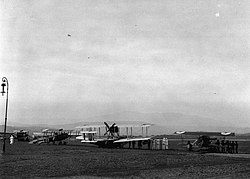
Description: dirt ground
1,140,250,178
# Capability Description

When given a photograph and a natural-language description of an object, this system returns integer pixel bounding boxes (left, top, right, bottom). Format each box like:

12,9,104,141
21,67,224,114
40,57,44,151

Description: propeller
104,122,116,137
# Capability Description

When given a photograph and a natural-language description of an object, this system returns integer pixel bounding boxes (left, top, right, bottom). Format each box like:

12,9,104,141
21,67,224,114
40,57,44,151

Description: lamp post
1,77,9,153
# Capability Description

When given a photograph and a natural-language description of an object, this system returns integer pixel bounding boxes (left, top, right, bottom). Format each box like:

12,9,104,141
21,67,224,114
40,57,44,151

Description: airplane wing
80,131,97,134
174,131,186,135
174,131,235,136
76,131,98,141
112,123,152,128
76,122,152,129
76,132,97,140
76,125,105,129
33,132,44,136
114,137,151,143
42,129,49,132
79,138,112,143
79,140,98,143
221,132,235,136
29,137,47,144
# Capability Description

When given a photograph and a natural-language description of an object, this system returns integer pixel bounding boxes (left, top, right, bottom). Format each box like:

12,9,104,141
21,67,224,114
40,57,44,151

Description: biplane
13,130,30,141
174,131,235,152
76,122,152,148
29,128,69,145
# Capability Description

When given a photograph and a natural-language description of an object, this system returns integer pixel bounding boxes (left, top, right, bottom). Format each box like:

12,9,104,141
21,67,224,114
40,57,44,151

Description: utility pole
1,77,9,153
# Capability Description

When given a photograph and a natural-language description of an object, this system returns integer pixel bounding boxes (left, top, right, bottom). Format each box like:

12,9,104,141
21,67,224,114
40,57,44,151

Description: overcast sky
0,0,249,126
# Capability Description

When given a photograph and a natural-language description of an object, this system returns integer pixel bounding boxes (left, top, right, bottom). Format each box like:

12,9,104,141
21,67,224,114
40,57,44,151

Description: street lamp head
1,83,6,96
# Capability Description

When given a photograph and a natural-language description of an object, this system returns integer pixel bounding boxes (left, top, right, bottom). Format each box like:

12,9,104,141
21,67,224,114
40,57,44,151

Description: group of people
128,139,169,150
214,139,239,153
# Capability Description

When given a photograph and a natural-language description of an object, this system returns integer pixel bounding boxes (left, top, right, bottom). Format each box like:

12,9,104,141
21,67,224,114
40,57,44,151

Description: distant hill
0,125,16,133
50,111,222,127
0,125,57,134
49,111,250,135
2,111,249,135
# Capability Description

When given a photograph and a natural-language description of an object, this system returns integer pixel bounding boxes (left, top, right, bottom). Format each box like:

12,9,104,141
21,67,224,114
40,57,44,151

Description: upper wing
79,140,98,143
29,137,48,144
174,131,235,136
114,137,151,143
77,138,112,143
220,132,235,136
80,131,97,134
76,125,105,129
76,122,152,129
76,131,98,141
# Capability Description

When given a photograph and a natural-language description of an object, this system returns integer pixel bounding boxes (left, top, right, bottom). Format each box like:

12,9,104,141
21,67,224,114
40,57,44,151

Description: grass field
1,139,250,178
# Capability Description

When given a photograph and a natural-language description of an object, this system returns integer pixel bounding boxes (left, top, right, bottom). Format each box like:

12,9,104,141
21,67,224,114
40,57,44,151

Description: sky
0,0,250,126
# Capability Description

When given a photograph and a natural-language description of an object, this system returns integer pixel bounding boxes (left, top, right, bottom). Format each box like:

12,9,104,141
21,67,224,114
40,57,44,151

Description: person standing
226,140,230,153
221,140,225,153
132,141,135,149
235,141,238,153
147,139,151,150
10,135,14,145
215,140,220,153
128,141,132,149
231,141,235,153
138,140,142,149
187,141,192,151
